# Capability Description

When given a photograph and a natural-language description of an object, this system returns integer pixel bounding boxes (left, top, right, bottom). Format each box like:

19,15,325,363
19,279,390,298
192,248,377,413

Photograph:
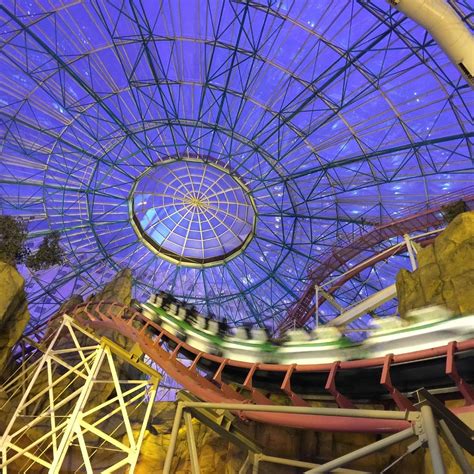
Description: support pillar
0,315,160,474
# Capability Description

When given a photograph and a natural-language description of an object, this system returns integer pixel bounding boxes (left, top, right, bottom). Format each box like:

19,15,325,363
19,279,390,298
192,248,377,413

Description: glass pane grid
132,158,256,265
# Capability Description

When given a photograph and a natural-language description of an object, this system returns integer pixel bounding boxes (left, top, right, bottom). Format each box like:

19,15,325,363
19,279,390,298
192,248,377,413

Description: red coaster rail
278,187,474,333
70,301,474,434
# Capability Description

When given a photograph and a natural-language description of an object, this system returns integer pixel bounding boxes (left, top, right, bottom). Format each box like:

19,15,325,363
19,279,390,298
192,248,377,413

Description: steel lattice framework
0,0,473,331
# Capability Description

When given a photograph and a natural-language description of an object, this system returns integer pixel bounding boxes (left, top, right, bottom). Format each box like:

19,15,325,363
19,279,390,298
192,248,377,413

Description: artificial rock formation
0,261,30,371
91,267,133,305
131,403,244,474
44,293,84,336
397,211,474,318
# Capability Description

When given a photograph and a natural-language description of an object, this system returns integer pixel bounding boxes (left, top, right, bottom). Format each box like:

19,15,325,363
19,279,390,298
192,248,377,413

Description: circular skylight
131,158,256,266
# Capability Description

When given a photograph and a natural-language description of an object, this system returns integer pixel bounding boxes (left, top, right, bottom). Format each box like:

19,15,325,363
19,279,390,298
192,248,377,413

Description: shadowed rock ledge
0,261,30,371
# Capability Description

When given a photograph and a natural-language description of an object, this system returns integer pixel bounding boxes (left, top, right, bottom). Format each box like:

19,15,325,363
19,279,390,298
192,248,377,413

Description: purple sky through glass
0,0,472,332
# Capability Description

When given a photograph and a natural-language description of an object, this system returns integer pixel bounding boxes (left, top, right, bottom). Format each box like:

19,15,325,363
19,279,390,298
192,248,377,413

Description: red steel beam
278,190,474,332
70,301,474,434
279,234,437,333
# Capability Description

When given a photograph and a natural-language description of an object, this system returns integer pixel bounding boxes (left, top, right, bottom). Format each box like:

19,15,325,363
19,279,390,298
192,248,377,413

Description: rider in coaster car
218,317,229,337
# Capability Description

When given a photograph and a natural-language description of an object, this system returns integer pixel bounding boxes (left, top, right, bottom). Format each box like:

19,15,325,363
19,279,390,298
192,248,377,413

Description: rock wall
0,261,30,371
91,268,133,305
396,211,474,318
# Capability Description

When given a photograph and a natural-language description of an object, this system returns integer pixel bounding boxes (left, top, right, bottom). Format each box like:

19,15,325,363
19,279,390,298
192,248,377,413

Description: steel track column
421,405,446,474
184,411,200,474
163,402,184,474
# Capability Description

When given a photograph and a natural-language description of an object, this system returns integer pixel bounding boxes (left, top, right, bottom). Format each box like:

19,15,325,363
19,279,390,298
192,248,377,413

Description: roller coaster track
71,301,474,435
278,187,474,332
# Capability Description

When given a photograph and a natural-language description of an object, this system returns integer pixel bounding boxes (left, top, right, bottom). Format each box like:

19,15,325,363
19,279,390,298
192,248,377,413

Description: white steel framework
0,315,160,474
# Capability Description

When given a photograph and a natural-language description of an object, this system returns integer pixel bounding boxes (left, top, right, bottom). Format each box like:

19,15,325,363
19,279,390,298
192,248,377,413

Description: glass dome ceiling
131,157,256,265
0,0,472,331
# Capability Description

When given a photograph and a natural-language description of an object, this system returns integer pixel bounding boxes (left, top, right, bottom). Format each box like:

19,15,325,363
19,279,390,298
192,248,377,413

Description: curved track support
325,362,355,409
280,189,474,331
281,364,310,407
243,364,274,405
446,341,474,405
66,301,474,437
381,354,415,411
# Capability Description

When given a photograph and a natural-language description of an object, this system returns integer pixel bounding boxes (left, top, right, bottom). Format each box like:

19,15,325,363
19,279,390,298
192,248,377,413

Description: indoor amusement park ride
1,207,474,473
1,0,474,471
